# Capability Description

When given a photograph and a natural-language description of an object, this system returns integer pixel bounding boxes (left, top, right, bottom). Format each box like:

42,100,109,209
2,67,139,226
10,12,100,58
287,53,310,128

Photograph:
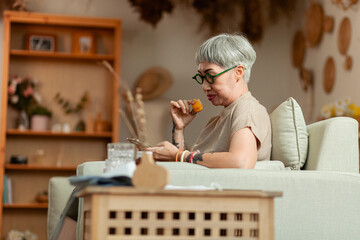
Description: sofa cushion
270,97,308,170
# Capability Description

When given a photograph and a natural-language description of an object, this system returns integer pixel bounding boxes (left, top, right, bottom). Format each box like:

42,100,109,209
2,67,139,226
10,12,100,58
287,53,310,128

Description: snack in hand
191,99,203,114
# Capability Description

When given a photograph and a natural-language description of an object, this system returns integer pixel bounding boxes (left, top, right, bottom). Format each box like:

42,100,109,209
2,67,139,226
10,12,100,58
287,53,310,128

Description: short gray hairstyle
195,33,256,83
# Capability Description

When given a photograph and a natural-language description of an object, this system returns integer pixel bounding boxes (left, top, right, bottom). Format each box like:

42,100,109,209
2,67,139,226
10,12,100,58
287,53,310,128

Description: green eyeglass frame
192,66,237,84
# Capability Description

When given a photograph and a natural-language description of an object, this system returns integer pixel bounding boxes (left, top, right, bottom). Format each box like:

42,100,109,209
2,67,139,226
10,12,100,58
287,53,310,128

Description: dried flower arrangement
101,61,148,144
127,0,298,43
8,75,42,114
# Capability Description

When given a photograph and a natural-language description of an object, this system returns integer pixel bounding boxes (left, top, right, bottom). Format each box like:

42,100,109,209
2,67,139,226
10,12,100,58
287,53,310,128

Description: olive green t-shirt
192,92,271,161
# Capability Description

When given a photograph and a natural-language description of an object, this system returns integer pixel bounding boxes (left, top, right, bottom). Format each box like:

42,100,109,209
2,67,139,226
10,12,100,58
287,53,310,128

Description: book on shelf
3,174,12,204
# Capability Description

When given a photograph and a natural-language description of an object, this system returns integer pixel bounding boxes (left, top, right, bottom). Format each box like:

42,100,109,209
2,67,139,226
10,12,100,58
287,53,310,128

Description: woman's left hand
146,141,178,161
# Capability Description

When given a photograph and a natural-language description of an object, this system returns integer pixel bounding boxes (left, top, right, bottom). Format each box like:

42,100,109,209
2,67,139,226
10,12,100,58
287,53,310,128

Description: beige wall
288,0,360,123
0,0,310,146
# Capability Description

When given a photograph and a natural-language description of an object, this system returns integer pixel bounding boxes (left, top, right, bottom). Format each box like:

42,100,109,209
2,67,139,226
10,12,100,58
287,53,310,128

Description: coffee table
78,186,281,240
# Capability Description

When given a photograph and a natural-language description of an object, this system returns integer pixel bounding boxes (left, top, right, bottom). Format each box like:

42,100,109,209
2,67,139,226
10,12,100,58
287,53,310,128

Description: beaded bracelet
175,149,183,162
189,150,201,163
180,150,189,162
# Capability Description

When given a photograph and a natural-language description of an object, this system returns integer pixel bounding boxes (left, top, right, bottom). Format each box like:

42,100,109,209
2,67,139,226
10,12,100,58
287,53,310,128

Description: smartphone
126,138,151,150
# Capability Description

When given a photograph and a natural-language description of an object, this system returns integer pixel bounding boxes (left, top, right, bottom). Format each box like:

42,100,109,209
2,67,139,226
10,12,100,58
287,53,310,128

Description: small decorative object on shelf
6,229,38,240
35,190,48,203
94,113,111,132
34,149,45,165
54,91,90,131
8,75,42,130
72,32,96,54
26,33,57,52
10,155,28,164
29,105,52,131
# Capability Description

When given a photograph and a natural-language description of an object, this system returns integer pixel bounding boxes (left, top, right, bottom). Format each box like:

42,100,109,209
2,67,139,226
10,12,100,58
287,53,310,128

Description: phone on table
126,138,151,150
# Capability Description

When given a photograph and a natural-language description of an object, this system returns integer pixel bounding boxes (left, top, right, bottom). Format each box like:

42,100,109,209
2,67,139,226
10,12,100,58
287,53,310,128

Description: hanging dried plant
242,0,264,43
128,0,174,27
128,0,298,43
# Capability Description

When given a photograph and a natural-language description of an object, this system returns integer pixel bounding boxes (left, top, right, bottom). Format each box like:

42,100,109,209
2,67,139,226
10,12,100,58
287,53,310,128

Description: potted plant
29,105,52,131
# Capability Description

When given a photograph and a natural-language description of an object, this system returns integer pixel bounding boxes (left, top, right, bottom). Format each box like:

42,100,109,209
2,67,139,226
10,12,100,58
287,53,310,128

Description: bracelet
189,150,200,163
175,149,183,162
180,150,189,162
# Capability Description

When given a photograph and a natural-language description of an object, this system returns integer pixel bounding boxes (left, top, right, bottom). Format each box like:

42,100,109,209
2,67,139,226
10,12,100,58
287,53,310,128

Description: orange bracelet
175,149,183,162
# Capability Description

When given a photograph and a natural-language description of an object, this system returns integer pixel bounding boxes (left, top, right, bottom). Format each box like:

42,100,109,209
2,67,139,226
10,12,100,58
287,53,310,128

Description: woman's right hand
170,99,196,130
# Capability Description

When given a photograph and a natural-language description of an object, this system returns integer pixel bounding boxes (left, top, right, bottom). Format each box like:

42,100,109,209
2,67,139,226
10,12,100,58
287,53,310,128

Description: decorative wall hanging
292,30,306,68
299,67,313,91
0,0,28,13
128,0,174,27
305,2,324,47
345,56,352,70
128,0,298,43
291,1,335,96
323,57,336,94
337,17,352,71
338,17,351,55
323,16,334,33
332,0,358,10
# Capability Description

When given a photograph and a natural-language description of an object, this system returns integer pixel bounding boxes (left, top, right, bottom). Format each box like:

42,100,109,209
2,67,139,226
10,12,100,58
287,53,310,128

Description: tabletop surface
78,186,282,198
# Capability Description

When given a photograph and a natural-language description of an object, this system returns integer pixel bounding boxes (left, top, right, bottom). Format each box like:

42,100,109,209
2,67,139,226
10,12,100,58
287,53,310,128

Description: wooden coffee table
79,186,281,240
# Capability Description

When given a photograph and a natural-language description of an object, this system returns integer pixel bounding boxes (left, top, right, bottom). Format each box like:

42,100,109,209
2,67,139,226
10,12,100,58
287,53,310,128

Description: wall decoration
305,2,324,47
323,57,336,94
128,0,298,43
338,17,351,56
331,0,358,10
128,0,174,27
292,31,306,68
0,0,27,14
323,16,334,33
134,66,173,101
345,56,352,70
299,67,313,92
26,33,57,52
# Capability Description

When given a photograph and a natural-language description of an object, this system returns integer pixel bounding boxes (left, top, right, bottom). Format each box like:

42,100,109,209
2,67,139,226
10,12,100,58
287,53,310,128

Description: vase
31,115,50,131
17,110,29,130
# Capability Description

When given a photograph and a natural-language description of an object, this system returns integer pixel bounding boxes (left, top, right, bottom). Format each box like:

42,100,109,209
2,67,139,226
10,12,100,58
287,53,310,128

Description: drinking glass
104,142,136,174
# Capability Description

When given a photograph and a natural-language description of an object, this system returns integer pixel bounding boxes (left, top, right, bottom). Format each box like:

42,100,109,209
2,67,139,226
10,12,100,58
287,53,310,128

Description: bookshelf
0,11,121,239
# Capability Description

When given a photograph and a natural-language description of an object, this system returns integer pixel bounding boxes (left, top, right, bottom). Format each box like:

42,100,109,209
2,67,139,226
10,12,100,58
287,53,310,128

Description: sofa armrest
304,117,359,173
47,177,75,239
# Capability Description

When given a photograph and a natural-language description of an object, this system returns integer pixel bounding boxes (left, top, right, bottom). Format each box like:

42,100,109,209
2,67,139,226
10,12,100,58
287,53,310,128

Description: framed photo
72,32,96,54
26,33,57,52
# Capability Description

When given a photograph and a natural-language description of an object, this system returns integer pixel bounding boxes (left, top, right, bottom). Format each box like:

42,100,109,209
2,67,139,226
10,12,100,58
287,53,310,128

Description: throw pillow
270,97,308,170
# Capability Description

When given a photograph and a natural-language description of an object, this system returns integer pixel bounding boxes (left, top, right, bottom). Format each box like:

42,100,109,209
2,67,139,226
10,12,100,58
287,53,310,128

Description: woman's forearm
185,151,256,169
172,122,185,150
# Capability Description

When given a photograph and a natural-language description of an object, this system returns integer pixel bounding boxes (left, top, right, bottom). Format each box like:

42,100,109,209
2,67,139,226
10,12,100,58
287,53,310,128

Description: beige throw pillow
270,97,308,170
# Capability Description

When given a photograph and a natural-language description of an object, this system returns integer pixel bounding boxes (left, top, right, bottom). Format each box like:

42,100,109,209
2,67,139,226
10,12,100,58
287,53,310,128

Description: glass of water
104,142,136,174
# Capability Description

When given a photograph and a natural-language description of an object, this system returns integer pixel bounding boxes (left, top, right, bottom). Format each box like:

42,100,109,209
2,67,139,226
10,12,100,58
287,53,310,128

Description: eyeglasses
192,66,237,84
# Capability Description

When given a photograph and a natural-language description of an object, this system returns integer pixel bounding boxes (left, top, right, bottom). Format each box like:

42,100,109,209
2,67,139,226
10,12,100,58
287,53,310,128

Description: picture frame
26,33,57,52
72,32,97,54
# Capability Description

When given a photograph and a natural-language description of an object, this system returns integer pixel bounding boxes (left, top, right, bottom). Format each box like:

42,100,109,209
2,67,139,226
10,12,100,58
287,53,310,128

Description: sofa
47,99,360,240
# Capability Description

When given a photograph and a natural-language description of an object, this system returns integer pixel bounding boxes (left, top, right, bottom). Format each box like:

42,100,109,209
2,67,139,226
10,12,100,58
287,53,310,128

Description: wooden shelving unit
0,11,121,239
10,49,115,61
5,164,77,171
3,203,48,209
6,129,112,138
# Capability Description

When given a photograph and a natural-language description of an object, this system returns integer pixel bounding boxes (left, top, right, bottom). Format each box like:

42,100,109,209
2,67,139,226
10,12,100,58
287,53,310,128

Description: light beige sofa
48,116,360,240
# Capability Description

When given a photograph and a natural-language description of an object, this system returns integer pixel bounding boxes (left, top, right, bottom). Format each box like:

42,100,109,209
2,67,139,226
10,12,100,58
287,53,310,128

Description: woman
148,33,271,168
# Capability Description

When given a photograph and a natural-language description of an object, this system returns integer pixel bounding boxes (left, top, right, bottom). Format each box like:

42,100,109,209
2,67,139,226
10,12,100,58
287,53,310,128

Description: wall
287,1,360,123
0,0,306,146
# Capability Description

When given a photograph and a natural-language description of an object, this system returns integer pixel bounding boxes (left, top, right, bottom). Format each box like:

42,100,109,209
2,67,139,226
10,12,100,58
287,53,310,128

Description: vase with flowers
8,75,41,130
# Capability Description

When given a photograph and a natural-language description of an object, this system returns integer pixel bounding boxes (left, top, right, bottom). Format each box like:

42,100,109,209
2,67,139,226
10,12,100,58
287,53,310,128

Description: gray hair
195,33,256,83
